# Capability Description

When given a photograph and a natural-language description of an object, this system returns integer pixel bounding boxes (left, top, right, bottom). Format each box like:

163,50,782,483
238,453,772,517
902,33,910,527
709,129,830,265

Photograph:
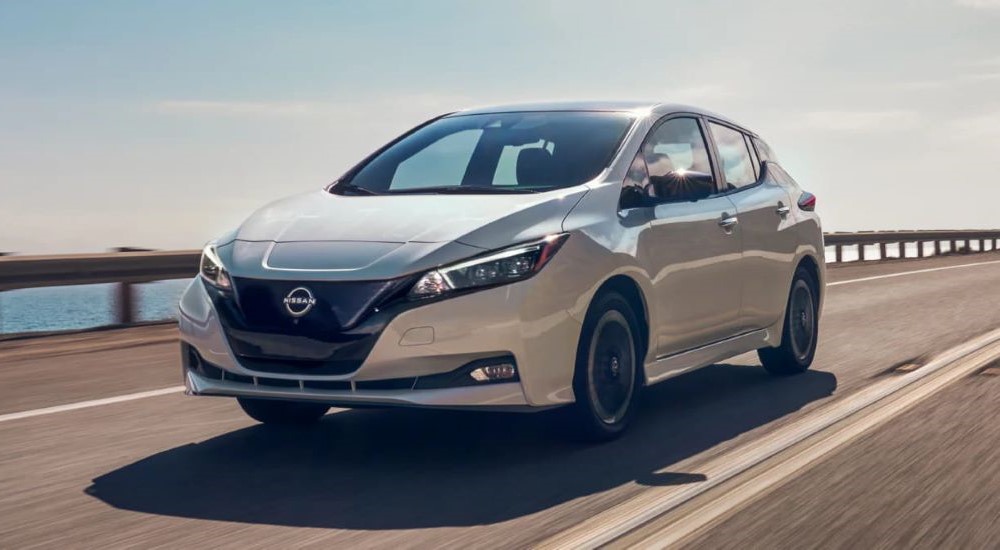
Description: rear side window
708,122,756,190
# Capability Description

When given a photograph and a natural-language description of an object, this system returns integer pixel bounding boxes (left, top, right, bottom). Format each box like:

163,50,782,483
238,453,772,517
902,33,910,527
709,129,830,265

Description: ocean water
0,279,191,334
0,241,977,335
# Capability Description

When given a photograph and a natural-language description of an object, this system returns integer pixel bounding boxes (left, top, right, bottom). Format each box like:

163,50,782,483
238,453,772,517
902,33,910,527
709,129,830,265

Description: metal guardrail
824,230,1000,263
1,230,999,326
0,249,199,325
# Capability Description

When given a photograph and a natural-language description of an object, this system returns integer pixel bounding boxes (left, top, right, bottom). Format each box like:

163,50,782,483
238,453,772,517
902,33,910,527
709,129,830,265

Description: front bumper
178,259,586,409
184,366,532,411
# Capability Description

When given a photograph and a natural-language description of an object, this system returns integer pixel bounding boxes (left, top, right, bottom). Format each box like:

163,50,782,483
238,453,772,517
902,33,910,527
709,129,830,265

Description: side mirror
647,170,715,203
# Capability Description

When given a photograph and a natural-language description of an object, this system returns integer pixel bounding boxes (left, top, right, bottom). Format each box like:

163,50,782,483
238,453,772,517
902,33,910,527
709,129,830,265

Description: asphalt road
2,253,1000,548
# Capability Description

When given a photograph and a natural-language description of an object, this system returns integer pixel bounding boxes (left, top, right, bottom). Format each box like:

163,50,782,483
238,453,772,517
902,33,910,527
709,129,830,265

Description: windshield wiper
332,182,381,196
387,186,540,195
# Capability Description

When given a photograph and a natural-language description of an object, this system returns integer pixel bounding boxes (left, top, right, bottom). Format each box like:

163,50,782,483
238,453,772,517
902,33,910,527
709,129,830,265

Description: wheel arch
795,253,823,304
588,274,651,376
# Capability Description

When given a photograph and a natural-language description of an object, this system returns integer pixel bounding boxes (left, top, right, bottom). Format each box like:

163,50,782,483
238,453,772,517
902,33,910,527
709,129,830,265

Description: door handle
718,215,739,230
776,203,791,216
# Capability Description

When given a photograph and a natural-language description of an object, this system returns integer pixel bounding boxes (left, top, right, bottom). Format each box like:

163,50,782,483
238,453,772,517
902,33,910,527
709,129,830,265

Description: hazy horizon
2,0,1000,254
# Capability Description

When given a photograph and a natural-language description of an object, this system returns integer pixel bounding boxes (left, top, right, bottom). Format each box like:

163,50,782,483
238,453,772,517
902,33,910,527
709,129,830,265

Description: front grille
233,277,405,332
207,276,412,375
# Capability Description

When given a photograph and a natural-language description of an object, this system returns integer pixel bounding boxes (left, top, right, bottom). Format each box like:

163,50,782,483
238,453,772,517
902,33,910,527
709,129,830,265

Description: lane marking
829,258,1000,287
625,341,1000,549
0,386,185,424
538,327,1000,550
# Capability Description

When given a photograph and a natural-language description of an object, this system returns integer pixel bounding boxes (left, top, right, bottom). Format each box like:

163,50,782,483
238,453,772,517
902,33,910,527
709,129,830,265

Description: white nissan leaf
179,101,824,441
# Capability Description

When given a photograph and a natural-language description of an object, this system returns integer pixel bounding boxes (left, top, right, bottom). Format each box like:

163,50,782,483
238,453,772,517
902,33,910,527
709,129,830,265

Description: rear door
626,116,744,357
706,121,797,331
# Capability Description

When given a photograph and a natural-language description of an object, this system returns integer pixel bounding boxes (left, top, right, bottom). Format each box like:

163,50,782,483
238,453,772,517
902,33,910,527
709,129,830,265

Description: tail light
798,192,816,212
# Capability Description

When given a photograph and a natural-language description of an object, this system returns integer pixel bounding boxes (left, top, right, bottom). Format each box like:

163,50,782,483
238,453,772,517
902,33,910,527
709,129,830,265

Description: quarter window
766,162,799,188
753,136,777,163
709,122,756,190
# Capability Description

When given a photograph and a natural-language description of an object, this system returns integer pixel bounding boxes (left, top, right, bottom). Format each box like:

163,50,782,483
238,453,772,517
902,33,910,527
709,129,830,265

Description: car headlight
199,243,232,290
409,234,569,299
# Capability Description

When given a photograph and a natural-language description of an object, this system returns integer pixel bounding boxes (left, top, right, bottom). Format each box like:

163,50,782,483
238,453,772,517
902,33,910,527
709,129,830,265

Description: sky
1,0,999,254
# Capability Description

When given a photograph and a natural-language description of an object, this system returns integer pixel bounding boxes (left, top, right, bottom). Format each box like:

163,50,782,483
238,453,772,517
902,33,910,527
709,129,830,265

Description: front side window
622,117,716,205
709,122,757,190
338,112,635,194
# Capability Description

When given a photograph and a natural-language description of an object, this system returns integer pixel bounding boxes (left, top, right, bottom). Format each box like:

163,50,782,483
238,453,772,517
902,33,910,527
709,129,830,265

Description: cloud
965,71,1000,82
891,71,1000,91
801,110,921,132
152,100,341,117
966,56,1000,67
950,110,1000,139
661,84,736,103
954,0,1000,8
150,93,476,119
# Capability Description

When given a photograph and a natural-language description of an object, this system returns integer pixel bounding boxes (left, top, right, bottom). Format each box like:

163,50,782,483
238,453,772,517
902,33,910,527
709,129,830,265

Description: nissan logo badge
283,287,317,317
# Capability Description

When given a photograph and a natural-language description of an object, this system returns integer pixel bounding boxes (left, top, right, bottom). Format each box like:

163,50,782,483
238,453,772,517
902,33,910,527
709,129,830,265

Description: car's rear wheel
237,397,330,425
569,291,641,442
759,268,819,375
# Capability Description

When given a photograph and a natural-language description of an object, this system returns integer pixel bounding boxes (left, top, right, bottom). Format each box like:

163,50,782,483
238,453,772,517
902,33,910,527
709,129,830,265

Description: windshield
334,111,635,195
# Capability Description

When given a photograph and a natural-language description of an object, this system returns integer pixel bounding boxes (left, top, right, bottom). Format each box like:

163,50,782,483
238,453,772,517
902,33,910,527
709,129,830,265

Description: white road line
0,386,185,424
830,258,1000,286
630,341,1000,549
538,327,1000,549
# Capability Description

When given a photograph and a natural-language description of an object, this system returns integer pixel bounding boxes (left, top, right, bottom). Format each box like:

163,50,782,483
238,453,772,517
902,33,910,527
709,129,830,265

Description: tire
758,267,819,376
569,291,642,442
237,397,330,425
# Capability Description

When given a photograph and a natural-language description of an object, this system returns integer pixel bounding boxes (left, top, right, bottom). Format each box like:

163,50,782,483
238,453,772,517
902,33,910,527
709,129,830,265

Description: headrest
645,153,675,178
516,148,555,186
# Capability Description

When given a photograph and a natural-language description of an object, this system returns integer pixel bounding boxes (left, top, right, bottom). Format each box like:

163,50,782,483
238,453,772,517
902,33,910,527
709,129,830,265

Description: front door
628,116,745,358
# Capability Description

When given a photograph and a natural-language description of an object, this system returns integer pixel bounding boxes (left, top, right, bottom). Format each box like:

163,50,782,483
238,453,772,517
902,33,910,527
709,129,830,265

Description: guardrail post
110,247,151,326
835,245,842,263
114,282,134,325
858,244,866,262
934,240,941,256
919,241,927,258
878,242,887,261
981,239,986,252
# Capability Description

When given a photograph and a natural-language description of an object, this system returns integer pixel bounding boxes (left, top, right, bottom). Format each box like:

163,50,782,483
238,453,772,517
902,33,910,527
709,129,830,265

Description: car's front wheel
237,397,330,425
569,291,641,442
758,267,819,375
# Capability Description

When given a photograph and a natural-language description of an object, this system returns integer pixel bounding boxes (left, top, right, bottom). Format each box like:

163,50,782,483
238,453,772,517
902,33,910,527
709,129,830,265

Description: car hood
219,188,587,281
